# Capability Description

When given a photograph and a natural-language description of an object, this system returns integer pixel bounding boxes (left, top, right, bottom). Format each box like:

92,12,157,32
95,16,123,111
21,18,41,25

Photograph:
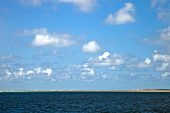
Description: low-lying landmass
0,89,170,92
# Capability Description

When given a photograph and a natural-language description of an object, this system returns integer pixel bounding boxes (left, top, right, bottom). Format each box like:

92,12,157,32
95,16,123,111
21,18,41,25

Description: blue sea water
0,92,170,113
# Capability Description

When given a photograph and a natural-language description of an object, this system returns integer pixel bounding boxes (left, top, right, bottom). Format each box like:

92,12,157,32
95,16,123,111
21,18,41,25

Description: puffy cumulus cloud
89,52,124,66
3,67,53,80
145,58,151,64
104,2,135,25
26,70,34,75
14,68,25,78
160,26,170,40
138,58,152,68
99,52,110,61
32,33,75,47
42,68,52,76
33,67,53,76
82,41,100,53
81,67,95,76
5,69,12,78
34,67,41,74
153,53,170,62
58,0,97,12
81,63,95,79
19,0,97,12
161,72,170,78
145,26,170,53
21,28,76,47
156,63,169,71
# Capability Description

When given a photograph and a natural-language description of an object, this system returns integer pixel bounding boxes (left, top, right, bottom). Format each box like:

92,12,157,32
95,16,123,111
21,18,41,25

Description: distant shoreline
0,89,170,93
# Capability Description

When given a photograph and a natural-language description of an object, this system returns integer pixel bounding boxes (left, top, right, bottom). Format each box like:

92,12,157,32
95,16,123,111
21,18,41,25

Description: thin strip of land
0,89,170,92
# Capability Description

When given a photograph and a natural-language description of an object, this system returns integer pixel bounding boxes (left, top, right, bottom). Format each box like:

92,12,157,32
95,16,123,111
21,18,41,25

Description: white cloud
58,0,97,12
26,70,34,75
153,53,170,62
83,63,89,68
19,0,43,6
21,28,75,47
19,0,96,12
32,33,75,47
138,58,152,68
151,0,167,7
160,26,170,40
104,2,135,25
115,59,124,65
5,69,12,77
81,64,95,79
21,28,48,35
82,41,100,53
0,55,21,61
156,63,169,71
138,61,151,68
81,67,95,76
89,52,124,66
110,66,116,70
14,68,25,78
89,56,112,66
42,68,52,76
34,67,41,74
99,52,110,61
151,0,170,23
145,58,151,64
129,72,136,76
161,72,170,78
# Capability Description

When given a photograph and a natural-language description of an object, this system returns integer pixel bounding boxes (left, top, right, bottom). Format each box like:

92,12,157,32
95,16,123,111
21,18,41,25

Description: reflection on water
0,92,170,112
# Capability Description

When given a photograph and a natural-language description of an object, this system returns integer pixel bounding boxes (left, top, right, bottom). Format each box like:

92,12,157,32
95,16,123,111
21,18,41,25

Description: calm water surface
0,92,170,113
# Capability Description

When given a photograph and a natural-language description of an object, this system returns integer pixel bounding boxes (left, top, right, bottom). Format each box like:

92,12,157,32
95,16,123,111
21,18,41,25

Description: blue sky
0,0,170,90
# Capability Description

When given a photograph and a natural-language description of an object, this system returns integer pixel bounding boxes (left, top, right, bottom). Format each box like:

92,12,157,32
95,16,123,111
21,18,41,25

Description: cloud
99,52,110,61
21,28,76,47
5,69,12,78
81,63,95,79
19,0,43,6
58,0,97,12
82,41,100,53
151,0,170,23
144,26,170,53
145,58,151,64
156,63,169,71
81,67,95,76
19,0,97,12
129,72,136,76
14,68,25,78
3,66,53,80
151,0,167,6
104,2,135,25
34,67,41,74
160,26,170,40
42,68,52,76
0,55,21,61
161,72,170,78
32,33,75,47
153,53,170,62
21,28,48,35
26,70,34,75
89,52,124,66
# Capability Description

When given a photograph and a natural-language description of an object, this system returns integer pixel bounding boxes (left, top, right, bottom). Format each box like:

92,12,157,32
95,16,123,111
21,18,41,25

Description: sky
0,0,170,90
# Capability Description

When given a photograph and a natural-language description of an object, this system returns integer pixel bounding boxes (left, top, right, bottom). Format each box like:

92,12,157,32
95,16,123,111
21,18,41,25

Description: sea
0,92,170,113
